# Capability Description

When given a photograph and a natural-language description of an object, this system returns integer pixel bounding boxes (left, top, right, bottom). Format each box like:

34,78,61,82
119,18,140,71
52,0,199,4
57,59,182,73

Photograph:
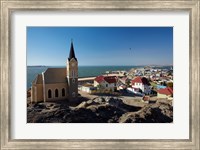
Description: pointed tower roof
68,40,77,61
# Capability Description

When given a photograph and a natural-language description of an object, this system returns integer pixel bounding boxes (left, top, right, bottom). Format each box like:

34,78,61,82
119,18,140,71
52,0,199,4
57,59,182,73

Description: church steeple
66,40,78,102
68,40,77,61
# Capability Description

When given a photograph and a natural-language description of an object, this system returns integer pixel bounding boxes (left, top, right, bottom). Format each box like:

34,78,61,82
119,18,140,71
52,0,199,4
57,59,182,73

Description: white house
131,76,151,95
94,76,117,92
79,83,97,94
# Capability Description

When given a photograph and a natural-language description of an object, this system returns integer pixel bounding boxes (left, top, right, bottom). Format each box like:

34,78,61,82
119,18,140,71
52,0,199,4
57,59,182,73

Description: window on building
62,88,65,97
72,92,75,97
48,89,52,98
55,89,58,97
72,70,75,78
106,84,108,87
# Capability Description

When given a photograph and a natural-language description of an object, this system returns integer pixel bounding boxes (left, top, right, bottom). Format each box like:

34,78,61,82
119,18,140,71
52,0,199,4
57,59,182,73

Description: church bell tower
66,40,78,101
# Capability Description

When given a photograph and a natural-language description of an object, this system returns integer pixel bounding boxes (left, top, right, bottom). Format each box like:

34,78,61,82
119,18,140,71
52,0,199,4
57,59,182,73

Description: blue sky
27,27,173,66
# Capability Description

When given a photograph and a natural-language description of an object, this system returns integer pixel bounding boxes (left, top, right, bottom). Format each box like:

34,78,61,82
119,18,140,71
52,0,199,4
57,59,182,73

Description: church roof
68,41,77,61
43,68,66,84
32,74,43,84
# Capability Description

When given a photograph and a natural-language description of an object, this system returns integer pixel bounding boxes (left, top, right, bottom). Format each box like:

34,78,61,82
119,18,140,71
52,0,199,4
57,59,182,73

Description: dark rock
35,103,46,109
119,101,173,123
94,97,106,103
45,103,54,108
52,104,60,108
27,96,173,123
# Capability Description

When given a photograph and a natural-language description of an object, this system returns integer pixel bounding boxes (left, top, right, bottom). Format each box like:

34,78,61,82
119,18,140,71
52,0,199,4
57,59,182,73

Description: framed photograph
1,0,199,149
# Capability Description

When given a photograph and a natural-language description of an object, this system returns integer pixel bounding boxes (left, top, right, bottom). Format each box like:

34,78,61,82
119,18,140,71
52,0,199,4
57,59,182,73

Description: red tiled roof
104,76,117,84
94,76,117,84
157,87,173,95
131,77,150,85
94,76,105,83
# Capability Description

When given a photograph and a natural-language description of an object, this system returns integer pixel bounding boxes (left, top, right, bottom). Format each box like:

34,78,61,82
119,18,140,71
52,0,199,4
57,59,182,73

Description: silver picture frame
0,0,199,149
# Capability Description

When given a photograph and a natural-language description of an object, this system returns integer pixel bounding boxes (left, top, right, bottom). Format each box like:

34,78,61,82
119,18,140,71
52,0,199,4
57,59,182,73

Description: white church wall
31,84,43,103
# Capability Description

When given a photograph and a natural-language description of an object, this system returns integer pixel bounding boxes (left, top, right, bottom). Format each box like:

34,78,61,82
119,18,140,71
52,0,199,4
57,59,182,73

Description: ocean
27,65,172,89
27,66,137,88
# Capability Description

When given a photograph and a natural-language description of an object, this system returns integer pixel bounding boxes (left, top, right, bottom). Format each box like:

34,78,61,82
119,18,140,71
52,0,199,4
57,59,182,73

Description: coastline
27,65,172,89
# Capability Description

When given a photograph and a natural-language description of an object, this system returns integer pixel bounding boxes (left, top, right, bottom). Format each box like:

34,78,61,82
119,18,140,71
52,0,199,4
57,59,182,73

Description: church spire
68,39,77,61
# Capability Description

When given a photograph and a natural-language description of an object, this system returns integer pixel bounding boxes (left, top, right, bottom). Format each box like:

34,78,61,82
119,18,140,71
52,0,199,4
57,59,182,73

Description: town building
131,76,151,95
94,76,117,92
157,87,173,99
78,83,97,94
31,41,78,103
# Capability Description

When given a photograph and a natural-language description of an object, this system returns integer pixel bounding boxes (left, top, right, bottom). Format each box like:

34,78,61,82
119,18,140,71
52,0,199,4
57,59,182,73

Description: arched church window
48,89,52,98
72,70,75,78
72,92,75,97
55,89,58,97
62,88,65,97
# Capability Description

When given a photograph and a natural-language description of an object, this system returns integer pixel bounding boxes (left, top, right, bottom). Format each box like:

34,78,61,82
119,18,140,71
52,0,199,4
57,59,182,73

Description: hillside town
78,66,173,104
27,41,173,123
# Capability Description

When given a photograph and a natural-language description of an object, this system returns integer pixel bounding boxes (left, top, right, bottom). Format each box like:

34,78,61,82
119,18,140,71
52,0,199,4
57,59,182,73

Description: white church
31,41,78,103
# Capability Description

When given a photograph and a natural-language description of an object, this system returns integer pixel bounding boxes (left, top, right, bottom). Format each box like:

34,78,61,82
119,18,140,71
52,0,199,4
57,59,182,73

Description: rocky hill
27,97,173,123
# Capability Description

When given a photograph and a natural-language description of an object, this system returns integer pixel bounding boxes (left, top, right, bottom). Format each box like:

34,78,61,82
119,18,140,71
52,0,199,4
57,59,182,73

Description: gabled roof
104,76,117,84
131,76,150,85
94,76,105,83
32,74,43,84
94,76,117,84
43,68,66,84
68,41,77,61
157,87,173,95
